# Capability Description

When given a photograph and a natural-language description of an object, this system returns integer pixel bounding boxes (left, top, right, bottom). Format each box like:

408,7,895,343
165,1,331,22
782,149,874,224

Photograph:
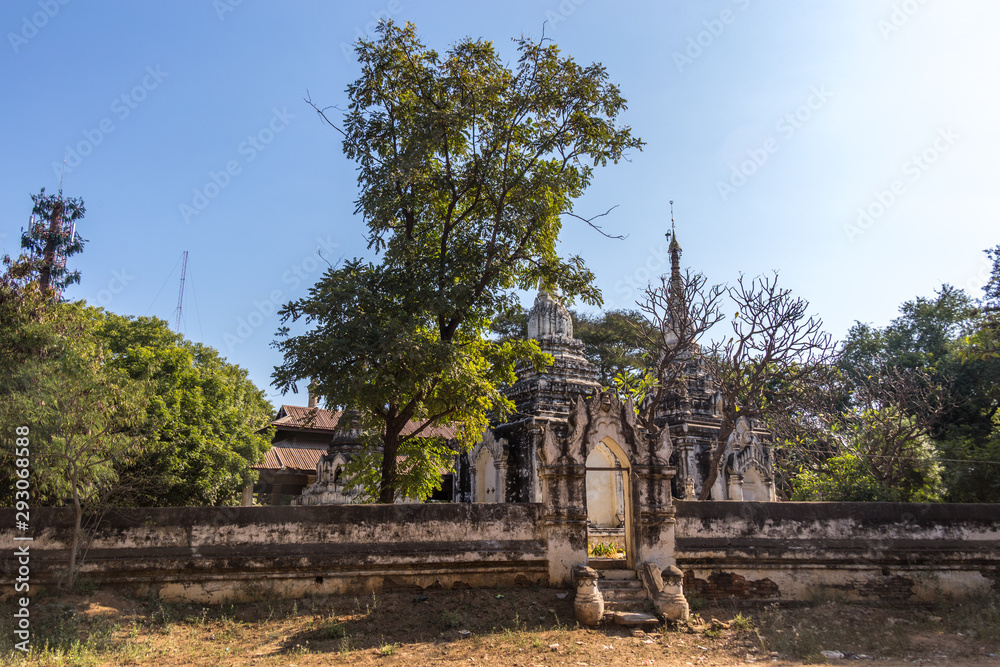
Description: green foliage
609,368,659,412
341,431,458,503
98,313,274,506
839,281,1000,502
792,453,902,502
0,289,150,585
572,309,649,387
490,302,529,341
935,419,1000,503
276,20,641,502
587,541,623,558
0,247,273,509
274,260,539,501
378,642,400,656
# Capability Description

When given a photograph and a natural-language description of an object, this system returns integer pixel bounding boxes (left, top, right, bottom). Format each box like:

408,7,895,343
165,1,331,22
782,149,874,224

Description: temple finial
668,200,680,252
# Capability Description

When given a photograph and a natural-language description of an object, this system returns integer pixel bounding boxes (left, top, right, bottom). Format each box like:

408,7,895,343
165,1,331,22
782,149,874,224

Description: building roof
255,444,327,474
272,404,458,440
273,404,344,431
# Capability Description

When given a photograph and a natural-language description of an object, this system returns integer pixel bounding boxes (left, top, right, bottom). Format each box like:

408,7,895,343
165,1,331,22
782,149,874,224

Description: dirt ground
2,587,999,666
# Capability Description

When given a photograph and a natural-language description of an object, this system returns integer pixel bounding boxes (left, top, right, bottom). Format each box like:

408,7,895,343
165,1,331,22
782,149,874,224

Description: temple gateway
259,230,777,537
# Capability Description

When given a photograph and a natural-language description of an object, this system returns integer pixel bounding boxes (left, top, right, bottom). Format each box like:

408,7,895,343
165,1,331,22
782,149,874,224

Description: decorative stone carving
471,430,509,502
527,290,573,340
506,292,601,422
642,562,689,621
561,391,671,469
295,451,357,506
725,416,777,501
573,565,605,626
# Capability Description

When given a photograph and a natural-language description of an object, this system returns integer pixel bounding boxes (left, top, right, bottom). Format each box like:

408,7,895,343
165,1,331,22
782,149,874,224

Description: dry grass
1,587,998,666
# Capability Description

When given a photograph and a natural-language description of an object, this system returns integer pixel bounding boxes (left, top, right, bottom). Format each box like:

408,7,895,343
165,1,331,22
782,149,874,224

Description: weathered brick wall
0,504,547,603
674,501,1000,601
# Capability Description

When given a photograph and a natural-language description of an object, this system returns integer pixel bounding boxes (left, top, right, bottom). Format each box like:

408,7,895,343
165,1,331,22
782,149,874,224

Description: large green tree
274,20,642,503
572,309,649,388
3,194,273,509
99,314,274,506
0,260,150,586
841,283,1000,502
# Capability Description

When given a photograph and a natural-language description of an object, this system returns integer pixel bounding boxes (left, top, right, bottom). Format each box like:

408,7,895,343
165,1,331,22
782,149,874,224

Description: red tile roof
273,405,343,431
258,405,460,475
273,405,458,440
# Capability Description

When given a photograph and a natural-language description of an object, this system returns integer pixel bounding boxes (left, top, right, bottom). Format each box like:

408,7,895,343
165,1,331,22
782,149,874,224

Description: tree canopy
572,309,650,388
274,20,642,502
834,282,1000,502
100,313,275,506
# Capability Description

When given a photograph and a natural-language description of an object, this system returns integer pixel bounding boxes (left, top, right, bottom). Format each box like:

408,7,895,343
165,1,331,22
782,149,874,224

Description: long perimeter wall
674,501,1000,602
3,502,999,604
0,504,547,603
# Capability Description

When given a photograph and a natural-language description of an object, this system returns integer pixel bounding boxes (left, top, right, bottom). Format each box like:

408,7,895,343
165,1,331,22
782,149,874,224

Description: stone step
603,610,660,627
589,557,629,571
605,600,653,613
598,569,639,581
601,590,647,601
598,579,644,590
601,588,649,600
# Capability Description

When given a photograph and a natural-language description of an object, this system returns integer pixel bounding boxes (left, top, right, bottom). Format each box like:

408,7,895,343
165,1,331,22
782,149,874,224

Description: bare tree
628,268,726,431
699,273,834,500
761,361,843,499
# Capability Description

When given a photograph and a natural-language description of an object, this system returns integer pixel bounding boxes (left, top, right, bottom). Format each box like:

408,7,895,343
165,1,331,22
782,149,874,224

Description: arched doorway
476,448,499,503
743,466,771,501
584,436,633,568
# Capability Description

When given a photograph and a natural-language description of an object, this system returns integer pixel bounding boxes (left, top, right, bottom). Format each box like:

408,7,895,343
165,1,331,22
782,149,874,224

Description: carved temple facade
274,228,776,520
464,229,777,513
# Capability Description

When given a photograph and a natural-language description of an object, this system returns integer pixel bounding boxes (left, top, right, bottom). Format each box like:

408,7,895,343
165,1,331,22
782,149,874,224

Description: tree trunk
698,422,736,500
379,429,401,504
68,467,82,589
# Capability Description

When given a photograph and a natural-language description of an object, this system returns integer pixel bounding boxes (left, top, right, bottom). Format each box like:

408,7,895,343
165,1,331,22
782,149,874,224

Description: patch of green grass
731,612,754,632
0,600,145,666
588,542,617,557
378,641,400,656
928,591,1000,643
75,577,98,596
317,616,348,640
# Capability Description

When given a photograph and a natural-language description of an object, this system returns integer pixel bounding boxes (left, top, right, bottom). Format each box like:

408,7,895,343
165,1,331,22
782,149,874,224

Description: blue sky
2,1,997,408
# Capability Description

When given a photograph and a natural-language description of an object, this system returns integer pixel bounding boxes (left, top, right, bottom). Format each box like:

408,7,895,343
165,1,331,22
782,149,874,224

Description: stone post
573,565,604,626
655,564,690,621
540,463,588,586
632,463,678,570
727,473,743,501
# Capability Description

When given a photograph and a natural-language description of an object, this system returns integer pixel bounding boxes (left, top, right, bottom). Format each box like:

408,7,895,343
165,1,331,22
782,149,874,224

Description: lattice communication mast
174,251,188,331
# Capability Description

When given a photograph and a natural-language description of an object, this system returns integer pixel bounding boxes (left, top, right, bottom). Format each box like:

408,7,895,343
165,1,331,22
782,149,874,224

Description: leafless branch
563,205,627,240
698,272,835,499
632,268,725,431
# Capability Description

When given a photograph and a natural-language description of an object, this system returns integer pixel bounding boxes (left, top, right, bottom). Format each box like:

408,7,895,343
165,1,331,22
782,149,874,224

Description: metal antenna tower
174,251,188,331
